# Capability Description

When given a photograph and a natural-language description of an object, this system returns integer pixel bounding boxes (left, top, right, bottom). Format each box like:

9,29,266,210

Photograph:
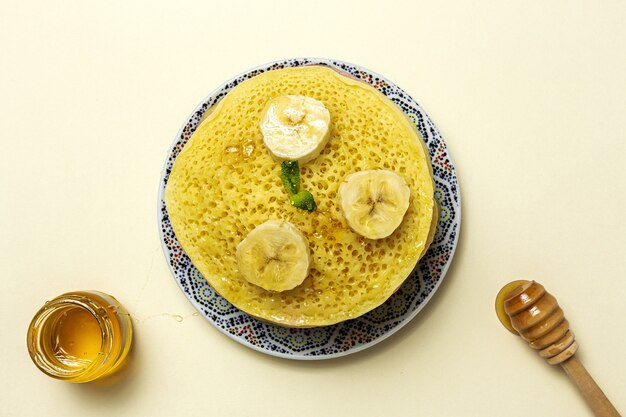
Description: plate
158,58,461,359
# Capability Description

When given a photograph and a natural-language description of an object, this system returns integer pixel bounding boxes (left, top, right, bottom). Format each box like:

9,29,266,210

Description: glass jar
27,291,133,383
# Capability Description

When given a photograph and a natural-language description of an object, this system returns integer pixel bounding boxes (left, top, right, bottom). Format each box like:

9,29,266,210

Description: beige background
1,1,625,416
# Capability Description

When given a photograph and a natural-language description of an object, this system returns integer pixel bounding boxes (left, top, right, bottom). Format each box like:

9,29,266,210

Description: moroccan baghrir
165,66,436,327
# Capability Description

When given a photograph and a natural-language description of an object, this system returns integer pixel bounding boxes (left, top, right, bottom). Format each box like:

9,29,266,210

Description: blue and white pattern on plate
158,58,461,360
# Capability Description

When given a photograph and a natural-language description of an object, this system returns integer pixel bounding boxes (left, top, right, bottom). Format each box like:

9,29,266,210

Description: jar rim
27,293,115,380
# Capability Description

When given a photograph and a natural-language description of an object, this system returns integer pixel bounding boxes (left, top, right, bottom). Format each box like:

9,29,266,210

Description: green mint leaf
290,190,317,212
280,160,300,195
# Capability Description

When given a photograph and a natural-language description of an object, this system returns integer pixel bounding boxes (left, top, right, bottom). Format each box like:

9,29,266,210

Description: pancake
165,66,435,327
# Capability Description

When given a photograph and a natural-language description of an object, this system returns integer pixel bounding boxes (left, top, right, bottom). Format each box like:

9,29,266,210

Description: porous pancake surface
165,66,434,327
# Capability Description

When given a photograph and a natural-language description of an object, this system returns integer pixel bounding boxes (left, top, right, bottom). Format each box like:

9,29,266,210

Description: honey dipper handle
560,357,621,417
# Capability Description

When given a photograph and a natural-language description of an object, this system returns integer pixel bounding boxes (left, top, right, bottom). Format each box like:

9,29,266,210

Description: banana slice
259,95,330,164
338,170,411,239
236,220,311,292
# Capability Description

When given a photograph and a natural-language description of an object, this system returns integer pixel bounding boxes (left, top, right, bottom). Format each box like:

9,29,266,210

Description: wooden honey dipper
496,280,620,417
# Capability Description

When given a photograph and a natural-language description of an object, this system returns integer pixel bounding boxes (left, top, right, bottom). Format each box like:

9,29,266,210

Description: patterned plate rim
157,58,461,360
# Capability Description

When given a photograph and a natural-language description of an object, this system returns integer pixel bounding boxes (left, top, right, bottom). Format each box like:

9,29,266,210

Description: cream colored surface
1,1,625,416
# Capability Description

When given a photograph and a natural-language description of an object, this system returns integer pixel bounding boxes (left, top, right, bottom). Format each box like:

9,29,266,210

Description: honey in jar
27,291,133,383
